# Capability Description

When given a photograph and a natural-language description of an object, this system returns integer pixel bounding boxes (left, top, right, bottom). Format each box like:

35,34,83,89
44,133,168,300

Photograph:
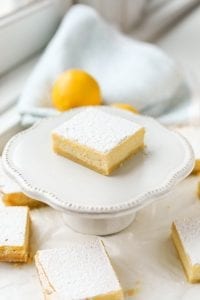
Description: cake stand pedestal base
62,213,136,235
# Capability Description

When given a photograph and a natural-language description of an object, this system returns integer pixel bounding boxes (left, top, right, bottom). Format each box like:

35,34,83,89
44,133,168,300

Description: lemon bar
172,216,200,283
175,126,200,174
0,206,30,262
35,240,124,299
198,182,200,199
52,108,145,175
0,158,44,208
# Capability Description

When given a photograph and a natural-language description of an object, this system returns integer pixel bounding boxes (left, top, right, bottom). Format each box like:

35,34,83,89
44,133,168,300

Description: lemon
111,103,138,114
52,69,102,111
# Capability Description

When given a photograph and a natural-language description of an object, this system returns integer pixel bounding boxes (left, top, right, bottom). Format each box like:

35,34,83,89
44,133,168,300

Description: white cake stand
2,107,194,235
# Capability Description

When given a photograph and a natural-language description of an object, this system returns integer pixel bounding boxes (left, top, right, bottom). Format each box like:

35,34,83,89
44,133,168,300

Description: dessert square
52,108,145,175
35,239,124,299
175,126,200,174
171,216,200,283
0,206,30,262
0,158,44,208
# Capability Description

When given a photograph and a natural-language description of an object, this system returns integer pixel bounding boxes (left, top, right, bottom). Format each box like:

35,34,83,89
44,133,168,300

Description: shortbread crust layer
52,129,144,175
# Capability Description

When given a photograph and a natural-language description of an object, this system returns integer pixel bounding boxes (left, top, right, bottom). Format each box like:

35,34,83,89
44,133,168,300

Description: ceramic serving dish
2,107,194,235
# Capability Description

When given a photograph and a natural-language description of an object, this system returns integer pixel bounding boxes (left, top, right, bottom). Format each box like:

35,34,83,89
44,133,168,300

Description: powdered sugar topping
0,207,28,246
37,239,121,298
53,108,143,153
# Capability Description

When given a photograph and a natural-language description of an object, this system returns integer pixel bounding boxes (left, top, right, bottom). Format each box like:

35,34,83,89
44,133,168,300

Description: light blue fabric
18,5,189,126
